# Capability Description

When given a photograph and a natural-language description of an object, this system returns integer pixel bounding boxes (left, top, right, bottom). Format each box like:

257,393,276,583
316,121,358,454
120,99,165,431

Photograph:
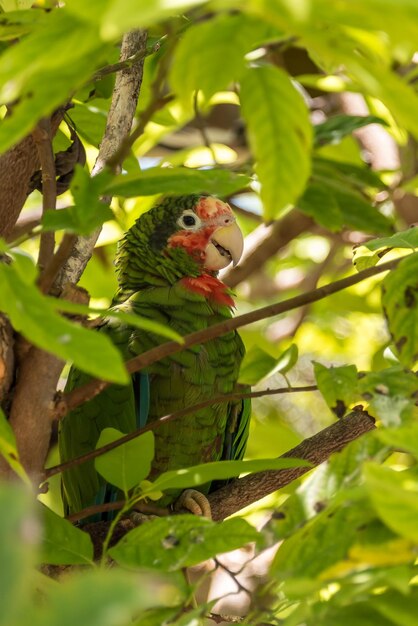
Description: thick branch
209,409,375,520
79,409,375,553
0,315,14,405
61,255,403,415
0,108,65,238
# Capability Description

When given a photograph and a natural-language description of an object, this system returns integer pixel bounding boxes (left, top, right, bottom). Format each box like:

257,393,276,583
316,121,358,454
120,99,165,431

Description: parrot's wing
231,396,251,461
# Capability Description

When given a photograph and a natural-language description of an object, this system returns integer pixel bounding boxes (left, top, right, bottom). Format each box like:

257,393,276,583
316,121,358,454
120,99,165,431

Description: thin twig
38,233,77,293
66,500,170,524
61,255,404,415
32,118,56,272
48,386,318,478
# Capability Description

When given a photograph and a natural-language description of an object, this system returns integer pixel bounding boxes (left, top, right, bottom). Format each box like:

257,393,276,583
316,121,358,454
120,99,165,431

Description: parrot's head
115,194,244,303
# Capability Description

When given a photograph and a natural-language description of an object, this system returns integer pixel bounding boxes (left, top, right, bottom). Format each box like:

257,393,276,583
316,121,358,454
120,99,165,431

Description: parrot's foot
129,511,158,526
174,489,212,519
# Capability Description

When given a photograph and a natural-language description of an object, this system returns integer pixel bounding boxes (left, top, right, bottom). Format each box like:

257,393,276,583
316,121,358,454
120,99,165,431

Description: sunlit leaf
358,366,418,425
151,457,311,493
170,13,278,104
240,65,312,219
0,10,109,154
109,515,261,570
238,344,298,385
298,182,343,231
39,504,94,565
95,428,155,493
103,167,251,198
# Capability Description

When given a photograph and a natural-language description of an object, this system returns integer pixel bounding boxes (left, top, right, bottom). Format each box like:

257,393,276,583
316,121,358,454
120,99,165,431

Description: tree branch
60,255,403,415
47,385,318,479
56,29,148,289
32,118,57,273
208,409,375,520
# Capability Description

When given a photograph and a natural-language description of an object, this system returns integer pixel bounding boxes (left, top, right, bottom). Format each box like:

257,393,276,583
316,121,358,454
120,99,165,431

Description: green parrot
59,194,250,518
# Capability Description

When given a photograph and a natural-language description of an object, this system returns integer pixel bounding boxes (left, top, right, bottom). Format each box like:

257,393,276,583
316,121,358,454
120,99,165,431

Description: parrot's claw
174,489,212,519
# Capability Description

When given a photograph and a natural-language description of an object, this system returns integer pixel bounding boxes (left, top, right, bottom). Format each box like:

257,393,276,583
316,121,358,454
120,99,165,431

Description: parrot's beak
205,221,244,271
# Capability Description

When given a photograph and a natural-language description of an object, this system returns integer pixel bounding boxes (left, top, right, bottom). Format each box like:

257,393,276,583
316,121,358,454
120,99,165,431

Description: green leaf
332,186,392,234
298,181,343,231
0,257,129,384
0,485,34,626
372,589,418,626
42,167,114,235
95,428,155,493
151,457,311,493
376,423,418,458
37,569,167,626
170,13,278,104
99,0,207,41
363,227,418,252
238,344,298,385
103,167,251,198
109,515,261,570
313,362,359,417
314,114,386,147
39,505,94,565
0,407,28,482
50,298,184,344
240,65,312,219
0,10,109,154
382,252,418,366
358,366,418,425
364,463,418,543
0,8,45,40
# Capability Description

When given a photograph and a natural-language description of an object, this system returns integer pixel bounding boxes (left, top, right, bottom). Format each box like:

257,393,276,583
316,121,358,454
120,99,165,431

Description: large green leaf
382,252,418,366
99,0,207,41
103,167,251,198
372,589,418,626
0,485,34,626
170,13,278,104
39,504,94,566
240,65,312,219
0,8,45,40
0,10,109,155
95,428,155,493
109,515,261,570
364,463,418,543
0,257,128,384
150,457,311,493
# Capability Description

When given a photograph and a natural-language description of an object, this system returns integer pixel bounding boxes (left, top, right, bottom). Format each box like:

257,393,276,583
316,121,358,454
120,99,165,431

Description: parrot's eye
177,210,201,230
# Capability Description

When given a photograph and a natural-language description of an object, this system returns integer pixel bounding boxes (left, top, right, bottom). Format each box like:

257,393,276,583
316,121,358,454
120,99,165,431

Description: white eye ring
177,210,201,231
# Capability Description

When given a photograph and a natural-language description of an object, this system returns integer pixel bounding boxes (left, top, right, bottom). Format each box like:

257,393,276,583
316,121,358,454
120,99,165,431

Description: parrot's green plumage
59,194,250,516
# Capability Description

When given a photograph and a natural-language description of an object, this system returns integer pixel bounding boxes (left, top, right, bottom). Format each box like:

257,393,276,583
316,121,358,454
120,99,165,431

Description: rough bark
0,108,65,239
